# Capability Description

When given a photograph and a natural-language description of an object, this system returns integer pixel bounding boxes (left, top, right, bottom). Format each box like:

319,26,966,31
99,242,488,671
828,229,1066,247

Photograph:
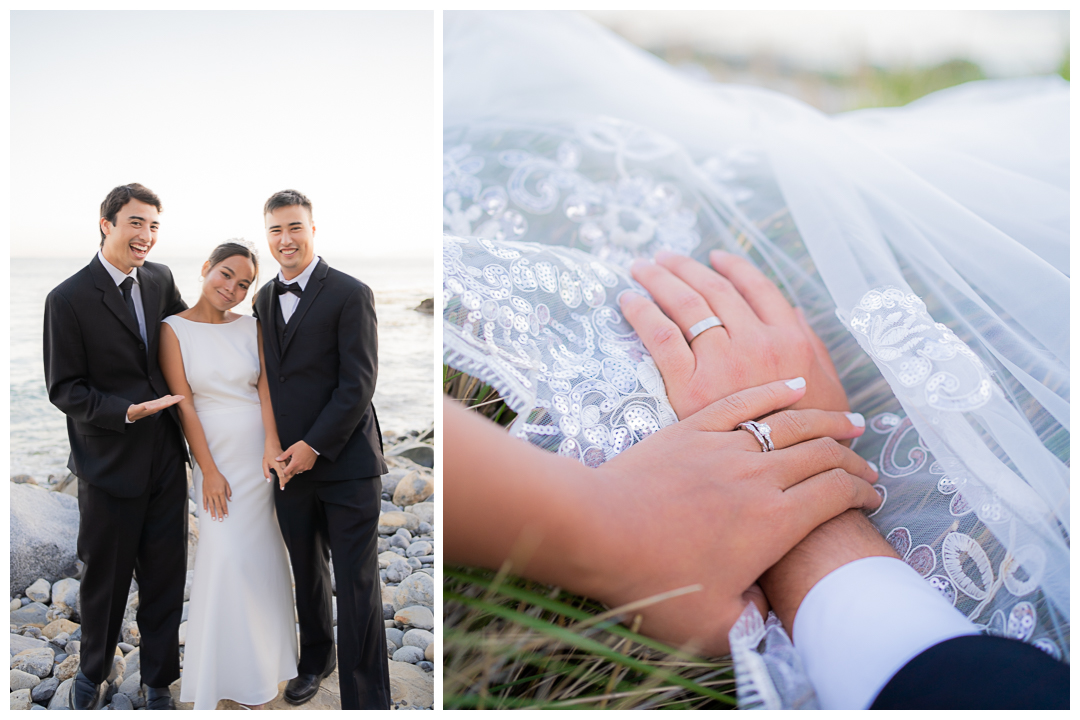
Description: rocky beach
9,428,435,711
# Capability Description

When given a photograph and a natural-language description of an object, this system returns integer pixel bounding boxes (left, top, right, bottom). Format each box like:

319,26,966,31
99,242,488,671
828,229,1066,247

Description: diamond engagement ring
737,420,775,452
687,316,724,341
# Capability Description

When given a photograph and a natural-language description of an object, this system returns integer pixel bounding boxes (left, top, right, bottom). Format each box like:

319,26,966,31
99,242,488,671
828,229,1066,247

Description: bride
159,242,297,709
442,10,1068,709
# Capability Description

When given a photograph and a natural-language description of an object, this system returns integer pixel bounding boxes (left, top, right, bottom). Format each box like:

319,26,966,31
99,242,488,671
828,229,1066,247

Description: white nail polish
868,461,879,473
846,412,865,427
785,377,806,390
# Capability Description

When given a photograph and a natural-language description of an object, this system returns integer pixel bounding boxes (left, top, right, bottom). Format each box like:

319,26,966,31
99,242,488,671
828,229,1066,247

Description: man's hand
276,440,318,486
262,445,288,489
622,250,850,417
580,379,879,656
126,394,184,422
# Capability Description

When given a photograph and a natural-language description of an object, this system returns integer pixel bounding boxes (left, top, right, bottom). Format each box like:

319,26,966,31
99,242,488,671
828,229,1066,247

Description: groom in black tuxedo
43,183,189,710
253,189,390,709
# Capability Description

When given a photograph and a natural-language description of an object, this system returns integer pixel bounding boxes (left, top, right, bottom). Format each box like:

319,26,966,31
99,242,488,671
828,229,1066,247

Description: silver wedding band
688,315,724,341
737,420,775,452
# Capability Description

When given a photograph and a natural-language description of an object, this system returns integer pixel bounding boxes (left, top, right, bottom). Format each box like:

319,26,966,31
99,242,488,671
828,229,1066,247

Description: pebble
9,599,21,612
10,668,42,691
111,692,133,711
391,645,424,664
385,560,413,584
418,661,434,672
11,688,33,710
403,628,434,651
30,676,58,704
25,580,51,605
11,648,55,678
389,535,410,551
406,541,432,558
53,653,67,665
117,642,134,654
11,602,50,627
406,502,435,525
395,606,434,631
42,618,77,639
417,522,433,535
20,598,31,607
54,655,79,682
383,604,396,620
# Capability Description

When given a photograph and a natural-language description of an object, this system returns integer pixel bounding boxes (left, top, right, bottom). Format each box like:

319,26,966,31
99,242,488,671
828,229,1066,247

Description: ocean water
10,254,435,481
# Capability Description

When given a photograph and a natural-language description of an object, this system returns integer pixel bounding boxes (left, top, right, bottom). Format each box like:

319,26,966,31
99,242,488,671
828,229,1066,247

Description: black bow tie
275,278,303,298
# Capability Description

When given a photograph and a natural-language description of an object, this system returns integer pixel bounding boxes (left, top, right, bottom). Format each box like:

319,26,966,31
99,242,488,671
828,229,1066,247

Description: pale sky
586,10,1068,77
11,11,435,261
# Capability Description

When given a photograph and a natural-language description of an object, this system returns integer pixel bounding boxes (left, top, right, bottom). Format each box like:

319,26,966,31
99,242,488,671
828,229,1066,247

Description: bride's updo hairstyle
205,240,260,303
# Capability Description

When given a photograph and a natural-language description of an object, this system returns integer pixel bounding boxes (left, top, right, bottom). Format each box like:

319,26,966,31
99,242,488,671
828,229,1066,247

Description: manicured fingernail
785,377,806,390
846,412,865,427
867,461,879,474
618,289,645,305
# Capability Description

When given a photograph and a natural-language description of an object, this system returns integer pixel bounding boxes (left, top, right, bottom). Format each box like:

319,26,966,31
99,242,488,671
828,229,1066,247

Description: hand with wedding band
621,249,850,419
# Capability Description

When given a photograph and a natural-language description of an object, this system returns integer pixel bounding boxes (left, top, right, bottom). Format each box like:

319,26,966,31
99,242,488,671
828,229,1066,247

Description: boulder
388,660,433,708
392,471,434,507
24,580,50,605
387,443,434,469
11,688,33,710
404,502,434,525
403,628,434,651
10,668,41,691
394,606,434,631
394,573,433,609
378,512,420,535
10,483,79,596
10,648,54,678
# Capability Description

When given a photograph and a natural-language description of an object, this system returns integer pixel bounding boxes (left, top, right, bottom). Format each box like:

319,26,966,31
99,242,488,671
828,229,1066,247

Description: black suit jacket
43,255,188,498
253,258,387,482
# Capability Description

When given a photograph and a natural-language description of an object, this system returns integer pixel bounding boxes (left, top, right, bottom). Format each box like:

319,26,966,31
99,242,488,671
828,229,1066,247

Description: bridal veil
442,11,1069,707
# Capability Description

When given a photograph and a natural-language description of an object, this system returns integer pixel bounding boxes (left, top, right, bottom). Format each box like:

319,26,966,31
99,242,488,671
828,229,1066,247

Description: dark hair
263,189,313,221
207,240,259,287
100,183,162,245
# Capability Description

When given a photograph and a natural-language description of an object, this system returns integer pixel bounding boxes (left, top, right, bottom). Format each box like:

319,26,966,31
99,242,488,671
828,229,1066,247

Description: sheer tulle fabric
443,11,1068,708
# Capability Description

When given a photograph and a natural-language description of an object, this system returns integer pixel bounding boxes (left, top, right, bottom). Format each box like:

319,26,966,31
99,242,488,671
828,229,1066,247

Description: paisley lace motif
849,288,995,412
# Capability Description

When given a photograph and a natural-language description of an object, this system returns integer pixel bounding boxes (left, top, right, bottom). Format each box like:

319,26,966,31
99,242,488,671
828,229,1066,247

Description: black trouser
76,417,187,688
275,475,390,710
871,634,1070,709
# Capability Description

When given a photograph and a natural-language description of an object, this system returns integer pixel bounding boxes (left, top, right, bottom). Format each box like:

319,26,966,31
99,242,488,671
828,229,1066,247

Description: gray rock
42,618,78,639
9,599,20,612
403,628,434,651
379,468,412,498
385,560,412,584
10,484,80,596
121,620,139,647
406,558,423,571
385,627,404,650
377,537,391,553
406,541,432,558
117,670,141,704
47,678,73,710
394,527,413,542
395,606,434,631
11,475,36,485
418,661,434,672
378,512,420,535
181,602,189,623
387,444,434,470
10,668,42,691
417,568,434,577
381,500,402,514
404,502,435,526
30,676,58,704
378,551,405,570
388,660,433,708
389,535,410,551
54,653,68,665
111,691,133,710
54,655,80,682
50,632,70,649
123,648,139,676
183,571,195,603
25,580,51,605
11,688,33,710
106,654,125,684
50,578,80,623
21,627,42,640
116,642,134,654
64,641,80,656
123,592,139,622
417,522,433,535
177,621,187,646
10,648,55,678
383,603,396,620
20,597,30,606
391,645,424,664
10,634,49,656
392,471,434,506
395,573,433,608
10,603,49,628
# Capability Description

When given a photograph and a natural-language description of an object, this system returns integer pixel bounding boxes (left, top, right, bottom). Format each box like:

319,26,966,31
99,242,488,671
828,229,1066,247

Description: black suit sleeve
303,283,378,462
161,266,187,317
43,290,130,433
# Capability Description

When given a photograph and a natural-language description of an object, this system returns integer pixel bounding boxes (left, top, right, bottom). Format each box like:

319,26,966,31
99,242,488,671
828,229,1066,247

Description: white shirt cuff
792,556,979,709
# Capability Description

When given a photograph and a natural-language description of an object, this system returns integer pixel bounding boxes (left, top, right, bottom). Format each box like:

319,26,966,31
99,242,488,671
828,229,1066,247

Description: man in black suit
253,189,390,709
43,183,189,710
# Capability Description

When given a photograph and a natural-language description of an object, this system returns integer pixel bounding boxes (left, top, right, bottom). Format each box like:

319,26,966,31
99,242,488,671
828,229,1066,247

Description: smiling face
200,254,257,312
100,199,160,273
265,204,316,280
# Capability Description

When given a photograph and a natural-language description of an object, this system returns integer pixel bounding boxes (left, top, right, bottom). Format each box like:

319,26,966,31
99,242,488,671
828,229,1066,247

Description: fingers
654,250,760,333
709,250,797,326
737,408,866,453
630,256,732,343
682,377,808,433
769,436,878,488
276,447,294,463
619,291,695,385
779,469,884,544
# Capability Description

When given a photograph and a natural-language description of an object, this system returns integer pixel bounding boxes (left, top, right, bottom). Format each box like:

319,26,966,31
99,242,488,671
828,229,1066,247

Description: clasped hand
579,379,879,656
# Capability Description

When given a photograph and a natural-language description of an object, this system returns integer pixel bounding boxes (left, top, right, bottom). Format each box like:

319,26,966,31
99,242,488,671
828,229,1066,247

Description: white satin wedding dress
443,11,1069,709
164,314,298,709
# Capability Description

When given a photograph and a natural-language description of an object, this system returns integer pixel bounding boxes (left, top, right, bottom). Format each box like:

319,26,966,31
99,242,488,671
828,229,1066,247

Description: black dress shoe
145,686,177,710
284,656,337,706
68,672,104,710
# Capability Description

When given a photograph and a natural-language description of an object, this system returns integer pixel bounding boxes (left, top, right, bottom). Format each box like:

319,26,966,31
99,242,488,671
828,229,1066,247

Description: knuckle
721,393,753,422
779,410,810,441
672,291,706,316
816,436,843,464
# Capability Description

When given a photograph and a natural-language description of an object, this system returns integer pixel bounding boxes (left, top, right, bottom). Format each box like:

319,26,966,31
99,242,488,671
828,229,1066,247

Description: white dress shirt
98,249,147,343
276,255,320,324
793,556,979,709
275,255,322,456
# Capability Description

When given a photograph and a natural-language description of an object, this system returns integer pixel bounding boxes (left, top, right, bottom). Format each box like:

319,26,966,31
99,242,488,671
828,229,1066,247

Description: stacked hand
265,441,317,489
126,394,184,422
622,250,850,418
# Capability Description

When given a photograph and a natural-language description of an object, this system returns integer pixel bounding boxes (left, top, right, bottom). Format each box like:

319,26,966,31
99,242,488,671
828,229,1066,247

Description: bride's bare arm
159,322,231,521
255,321,288,489
445,378,880,656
